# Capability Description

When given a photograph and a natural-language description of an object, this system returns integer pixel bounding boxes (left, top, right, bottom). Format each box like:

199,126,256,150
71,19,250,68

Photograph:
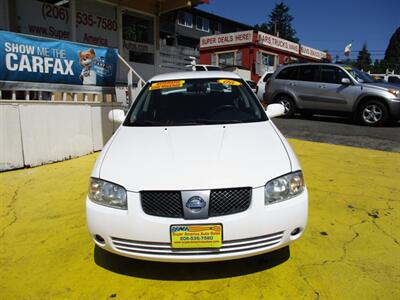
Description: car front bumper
86,187,308,263
388,99,400,120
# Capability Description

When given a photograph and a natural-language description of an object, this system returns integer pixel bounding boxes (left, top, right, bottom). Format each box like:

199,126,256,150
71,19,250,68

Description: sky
200,0,399,61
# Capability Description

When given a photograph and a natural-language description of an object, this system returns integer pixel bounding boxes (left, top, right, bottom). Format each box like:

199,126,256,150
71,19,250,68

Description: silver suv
264,63,400,126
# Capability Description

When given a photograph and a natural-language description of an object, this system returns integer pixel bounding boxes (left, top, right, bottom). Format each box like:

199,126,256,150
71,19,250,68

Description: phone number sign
16,0,118,47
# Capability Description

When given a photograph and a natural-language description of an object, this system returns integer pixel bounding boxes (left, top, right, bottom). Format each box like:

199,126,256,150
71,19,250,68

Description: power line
323,50,386,53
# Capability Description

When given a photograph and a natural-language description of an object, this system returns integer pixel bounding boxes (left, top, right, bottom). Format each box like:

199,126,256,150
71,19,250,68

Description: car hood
99,121,291,192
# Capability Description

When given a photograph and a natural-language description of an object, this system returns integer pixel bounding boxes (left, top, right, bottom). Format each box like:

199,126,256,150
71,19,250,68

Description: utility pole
274,22,279,37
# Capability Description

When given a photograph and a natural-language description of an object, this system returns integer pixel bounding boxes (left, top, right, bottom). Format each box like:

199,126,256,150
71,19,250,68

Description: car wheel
275,96,295,117
358,101,388,126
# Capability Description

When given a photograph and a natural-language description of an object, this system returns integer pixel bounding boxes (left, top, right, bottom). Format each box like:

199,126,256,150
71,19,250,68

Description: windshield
344,66,374,83
124,78,267,126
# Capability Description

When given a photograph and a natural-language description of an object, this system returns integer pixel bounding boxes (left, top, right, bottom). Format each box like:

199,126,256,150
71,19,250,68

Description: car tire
357,100,389,126
275,95,295,117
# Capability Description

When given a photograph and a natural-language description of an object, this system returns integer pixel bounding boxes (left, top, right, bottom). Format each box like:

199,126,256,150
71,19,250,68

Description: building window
123,13,154,44
128,51,154,64
261,53,276,67
122,12,154,64
218,52,235,67
177,11,193,28
216,22,221,34
196,16,209,32
210,21,221,34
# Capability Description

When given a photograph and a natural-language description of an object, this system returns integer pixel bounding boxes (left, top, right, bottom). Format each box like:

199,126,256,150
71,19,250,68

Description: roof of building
188,8,255,30
149,71,241,82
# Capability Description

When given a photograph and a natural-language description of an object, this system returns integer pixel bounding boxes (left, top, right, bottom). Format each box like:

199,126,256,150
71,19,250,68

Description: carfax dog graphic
79,48,97,85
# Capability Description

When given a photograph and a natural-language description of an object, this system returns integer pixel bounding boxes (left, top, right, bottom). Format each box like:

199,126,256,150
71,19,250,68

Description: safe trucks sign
0,31,118,86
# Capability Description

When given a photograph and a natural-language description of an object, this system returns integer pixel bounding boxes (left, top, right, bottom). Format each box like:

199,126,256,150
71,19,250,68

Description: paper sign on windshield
149,80,185,90
217,79,242,86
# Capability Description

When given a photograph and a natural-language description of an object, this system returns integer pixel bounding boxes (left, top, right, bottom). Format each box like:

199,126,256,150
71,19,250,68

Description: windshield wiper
213,119,244,124
178,119,245,125
130,120,166,126
130,119,246,126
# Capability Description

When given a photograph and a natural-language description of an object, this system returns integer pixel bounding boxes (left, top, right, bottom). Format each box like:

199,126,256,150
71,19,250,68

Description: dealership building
0,0,329,84
200,30,330,82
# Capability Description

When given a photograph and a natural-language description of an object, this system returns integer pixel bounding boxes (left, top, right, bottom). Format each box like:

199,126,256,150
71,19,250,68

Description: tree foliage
384,27,400,73
371,59,387,74
255,2,299,43
356,43,372,71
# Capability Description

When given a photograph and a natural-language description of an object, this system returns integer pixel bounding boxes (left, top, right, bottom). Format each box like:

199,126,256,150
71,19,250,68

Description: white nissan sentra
86,71,308,263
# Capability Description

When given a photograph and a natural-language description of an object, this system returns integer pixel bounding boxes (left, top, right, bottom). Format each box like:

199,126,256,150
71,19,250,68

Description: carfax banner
0,31,118,86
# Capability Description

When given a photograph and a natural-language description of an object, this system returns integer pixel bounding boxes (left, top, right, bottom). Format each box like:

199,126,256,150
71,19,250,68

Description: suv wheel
276,95,295,117
358,101,388,126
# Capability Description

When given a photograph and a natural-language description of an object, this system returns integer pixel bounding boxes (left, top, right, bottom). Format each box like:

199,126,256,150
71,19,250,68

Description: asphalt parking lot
274,115,400,152
1,139,399,300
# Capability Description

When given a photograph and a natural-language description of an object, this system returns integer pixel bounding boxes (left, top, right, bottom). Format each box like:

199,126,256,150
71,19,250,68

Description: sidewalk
1,139,399,300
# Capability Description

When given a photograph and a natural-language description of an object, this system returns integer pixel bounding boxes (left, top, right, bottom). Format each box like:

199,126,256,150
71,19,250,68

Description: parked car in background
246,80,257,93
188,64,222,71
370,72,400,85
256,71,274,100
370,75,385,83
264,63,400,126
87,71,308,263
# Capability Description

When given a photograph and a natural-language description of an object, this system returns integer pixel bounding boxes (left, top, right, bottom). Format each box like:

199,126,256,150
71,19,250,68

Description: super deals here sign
0,31,118,86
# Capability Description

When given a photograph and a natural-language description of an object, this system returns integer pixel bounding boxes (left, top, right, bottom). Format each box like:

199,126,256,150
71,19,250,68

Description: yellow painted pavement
1,139,399,300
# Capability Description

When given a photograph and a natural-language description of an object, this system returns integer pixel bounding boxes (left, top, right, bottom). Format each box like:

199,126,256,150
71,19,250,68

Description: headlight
388,89,400,97
88,178,127,209
265,171,305,205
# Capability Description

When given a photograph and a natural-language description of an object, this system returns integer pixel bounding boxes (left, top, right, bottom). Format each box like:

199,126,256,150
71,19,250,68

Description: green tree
356,43,372,71
341,58,357,67
255,2,299,43
384,26,400,73
371,59,388,74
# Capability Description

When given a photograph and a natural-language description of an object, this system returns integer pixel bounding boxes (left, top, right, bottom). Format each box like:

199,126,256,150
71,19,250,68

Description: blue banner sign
0,31,118,86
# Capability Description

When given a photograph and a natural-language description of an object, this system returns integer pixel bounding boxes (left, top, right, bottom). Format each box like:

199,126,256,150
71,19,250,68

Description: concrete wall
0,101,122,171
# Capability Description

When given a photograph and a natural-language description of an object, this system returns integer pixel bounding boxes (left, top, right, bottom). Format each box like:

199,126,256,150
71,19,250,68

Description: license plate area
170,224,222,249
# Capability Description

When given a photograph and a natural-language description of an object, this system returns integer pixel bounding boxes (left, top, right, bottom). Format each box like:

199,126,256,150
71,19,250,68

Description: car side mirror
108,109,125,124
341,78,351,85
266,103,285,118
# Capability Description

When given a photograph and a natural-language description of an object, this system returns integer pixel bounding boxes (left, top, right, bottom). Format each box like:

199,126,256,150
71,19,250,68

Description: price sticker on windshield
149,80,185,91
217,79,242,86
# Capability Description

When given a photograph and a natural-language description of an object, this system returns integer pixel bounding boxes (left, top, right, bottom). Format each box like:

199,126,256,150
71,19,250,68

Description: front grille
111,231,284,256
141,187,252,218
209,187,251,217
141,191,183,218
